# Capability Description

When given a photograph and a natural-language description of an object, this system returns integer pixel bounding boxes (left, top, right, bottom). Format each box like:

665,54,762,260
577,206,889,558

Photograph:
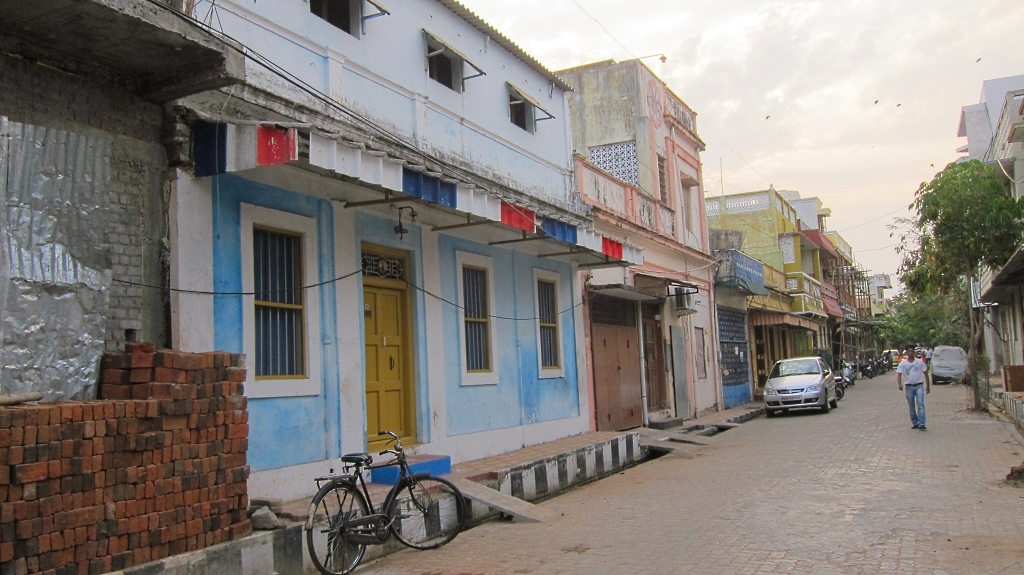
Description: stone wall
0,343,251,575
0,52,169,352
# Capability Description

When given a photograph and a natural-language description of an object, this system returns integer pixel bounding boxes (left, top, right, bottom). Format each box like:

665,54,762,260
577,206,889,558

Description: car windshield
769,359,820,378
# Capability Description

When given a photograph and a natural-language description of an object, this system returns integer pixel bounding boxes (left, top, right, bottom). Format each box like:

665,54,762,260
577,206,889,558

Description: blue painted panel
369,455,451,485
249,397,329,469
723,383,751,408
540,218,578,245
438,236,579,436
210,174,341,471
402,168,457,208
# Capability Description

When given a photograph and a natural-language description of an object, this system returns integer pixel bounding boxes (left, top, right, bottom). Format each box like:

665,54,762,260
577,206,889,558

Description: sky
459,0,1024,293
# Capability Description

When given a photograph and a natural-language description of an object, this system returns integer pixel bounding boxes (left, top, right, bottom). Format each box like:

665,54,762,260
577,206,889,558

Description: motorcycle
833,373,846,401
843,362,856,387
860,360,874,379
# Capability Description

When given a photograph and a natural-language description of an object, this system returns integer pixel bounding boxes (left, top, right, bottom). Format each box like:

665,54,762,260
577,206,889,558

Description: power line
696,118,774,187
835,206,909,232
565,0,637,59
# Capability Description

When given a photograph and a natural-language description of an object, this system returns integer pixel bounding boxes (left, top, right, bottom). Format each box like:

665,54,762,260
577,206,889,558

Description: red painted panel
602,237,623,259
500,201,536,232
257,126,298,166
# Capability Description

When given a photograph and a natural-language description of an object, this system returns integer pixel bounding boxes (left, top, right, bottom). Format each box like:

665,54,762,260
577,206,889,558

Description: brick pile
0,342,251,575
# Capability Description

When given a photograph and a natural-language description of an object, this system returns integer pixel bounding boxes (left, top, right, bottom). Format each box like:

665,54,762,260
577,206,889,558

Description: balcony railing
579,160,679,241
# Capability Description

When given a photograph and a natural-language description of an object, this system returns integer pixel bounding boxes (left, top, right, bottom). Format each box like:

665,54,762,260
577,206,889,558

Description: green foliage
878,288,969,350
896,160,1024,292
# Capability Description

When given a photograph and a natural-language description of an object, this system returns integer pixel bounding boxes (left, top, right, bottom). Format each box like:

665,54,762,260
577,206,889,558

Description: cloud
461,0,1024,284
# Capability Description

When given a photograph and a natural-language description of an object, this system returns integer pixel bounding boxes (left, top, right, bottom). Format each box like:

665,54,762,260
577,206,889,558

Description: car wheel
820,396,831,414
765,409,775,418
829,397,838,409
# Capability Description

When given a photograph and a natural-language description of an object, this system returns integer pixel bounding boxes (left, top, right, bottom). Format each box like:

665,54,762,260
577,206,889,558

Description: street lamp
638,53,667,63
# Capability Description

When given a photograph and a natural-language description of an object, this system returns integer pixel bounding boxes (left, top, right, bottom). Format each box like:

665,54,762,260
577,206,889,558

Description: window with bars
537,280,559,369
462,266,491,372
253,228,305,378
657,155,669,204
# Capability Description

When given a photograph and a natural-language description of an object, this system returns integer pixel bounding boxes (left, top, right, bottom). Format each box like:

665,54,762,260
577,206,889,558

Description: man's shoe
918,425,926,431
912,425,919,429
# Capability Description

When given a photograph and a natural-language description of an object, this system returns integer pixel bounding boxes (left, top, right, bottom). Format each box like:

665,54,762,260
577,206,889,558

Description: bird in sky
930,163,935,167
765,115,770,120
874,100,879,104
977,58,982,62
896,104,902,107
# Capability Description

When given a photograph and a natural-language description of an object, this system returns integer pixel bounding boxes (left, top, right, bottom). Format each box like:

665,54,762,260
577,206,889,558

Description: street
362,373,1024,575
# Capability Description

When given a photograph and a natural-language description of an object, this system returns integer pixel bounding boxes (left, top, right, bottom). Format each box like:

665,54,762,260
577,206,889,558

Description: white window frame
241,204,322,398
533,268,565,379
456,251,499,386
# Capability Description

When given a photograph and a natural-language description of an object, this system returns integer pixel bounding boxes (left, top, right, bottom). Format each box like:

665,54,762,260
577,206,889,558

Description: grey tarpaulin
0,117,112,401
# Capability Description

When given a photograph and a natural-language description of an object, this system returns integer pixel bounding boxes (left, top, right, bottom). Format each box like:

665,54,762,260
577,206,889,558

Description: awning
801,229,839,259
508,83,555,121
822,294,843,318
982,245,1024,303
589,284,664,302
750,311,822,331
632,262,708,289
192,121,646,269
424,30,486,80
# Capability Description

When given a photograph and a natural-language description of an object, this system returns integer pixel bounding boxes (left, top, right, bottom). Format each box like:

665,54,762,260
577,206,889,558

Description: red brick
12,462,48,484
130,369,152,383
226,424,248,440
131,352,156,369
102,369,130,385
225,368,246,382
125,342,156,354
153,367,186,384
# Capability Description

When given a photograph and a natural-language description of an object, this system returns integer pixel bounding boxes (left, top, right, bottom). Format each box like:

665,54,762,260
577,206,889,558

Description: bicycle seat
341,453,372,466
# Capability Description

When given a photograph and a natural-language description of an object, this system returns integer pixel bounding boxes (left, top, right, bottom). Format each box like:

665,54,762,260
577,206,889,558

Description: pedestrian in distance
897,345,930,430
924,348,932,366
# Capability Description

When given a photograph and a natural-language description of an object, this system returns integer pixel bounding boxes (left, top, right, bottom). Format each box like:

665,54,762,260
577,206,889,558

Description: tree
876,289,969,351
894,160,1024,409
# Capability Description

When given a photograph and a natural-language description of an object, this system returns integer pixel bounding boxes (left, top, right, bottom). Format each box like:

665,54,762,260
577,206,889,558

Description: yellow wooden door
364,285,414,451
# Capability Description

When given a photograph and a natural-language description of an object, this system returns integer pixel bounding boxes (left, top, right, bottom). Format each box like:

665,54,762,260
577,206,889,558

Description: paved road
361,373,1024,574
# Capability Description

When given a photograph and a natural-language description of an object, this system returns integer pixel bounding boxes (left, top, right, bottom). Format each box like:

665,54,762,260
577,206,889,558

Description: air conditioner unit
673,286,697,316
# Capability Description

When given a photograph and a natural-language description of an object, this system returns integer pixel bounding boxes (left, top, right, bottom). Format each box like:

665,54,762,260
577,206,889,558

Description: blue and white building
169,0,640,501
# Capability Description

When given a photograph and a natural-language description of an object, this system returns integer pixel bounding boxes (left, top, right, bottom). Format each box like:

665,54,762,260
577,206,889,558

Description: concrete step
451,478,558,523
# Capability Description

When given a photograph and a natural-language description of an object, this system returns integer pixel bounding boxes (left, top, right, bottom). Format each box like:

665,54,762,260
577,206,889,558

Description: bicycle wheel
306,481,371,575
388,476,466,550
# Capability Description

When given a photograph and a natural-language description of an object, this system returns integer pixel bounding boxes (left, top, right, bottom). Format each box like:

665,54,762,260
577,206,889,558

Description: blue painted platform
370,454,452,485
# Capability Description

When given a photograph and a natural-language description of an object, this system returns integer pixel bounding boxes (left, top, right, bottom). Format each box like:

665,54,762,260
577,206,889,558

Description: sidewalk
99,404,765,575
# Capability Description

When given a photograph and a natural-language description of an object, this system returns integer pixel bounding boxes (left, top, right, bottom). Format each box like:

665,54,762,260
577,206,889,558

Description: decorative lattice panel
705,200,720,215
802,250,815,275
779,235,796,264
725,193,769,213
589,140,639,186
362,252,405,280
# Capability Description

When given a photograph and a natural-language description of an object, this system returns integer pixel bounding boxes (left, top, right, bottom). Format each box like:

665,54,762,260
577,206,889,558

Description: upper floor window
508,84,554,133
424,31,485,93
310,0,357,36
657,155,669,204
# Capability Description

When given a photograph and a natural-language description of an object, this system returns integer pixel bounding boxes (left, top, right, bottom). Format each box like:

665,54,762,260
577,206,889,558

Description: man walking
897,345,930,430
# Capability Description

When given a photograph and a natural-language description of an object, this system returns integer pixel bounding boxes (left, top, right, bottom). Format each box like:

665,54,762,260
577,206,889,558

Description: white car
764,357,838,417
931,345,967,384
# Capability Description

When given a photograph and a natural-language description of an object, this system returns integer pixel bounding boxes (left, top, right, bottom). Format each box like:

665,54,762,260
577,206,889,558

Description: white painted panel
309,133,338,172
381,158,404,191
336,143,362,179
360,150,384,185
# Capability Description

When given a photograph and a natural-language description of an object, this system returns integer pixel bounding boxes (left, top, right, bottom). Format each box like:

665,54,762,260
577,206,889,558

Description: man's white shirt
898,358,928,384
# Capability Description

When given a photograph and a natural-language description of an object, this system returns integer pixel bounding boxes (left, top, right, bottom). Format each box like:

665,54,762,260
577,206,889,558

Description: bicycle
305,431,467,574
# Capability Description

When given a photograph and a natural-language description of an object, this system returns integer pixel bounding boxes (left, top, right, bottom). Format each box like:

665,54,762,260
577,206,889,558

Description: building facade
558,59,721,428
167,0,638,501
973,76,1024,372
707,189,829,392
